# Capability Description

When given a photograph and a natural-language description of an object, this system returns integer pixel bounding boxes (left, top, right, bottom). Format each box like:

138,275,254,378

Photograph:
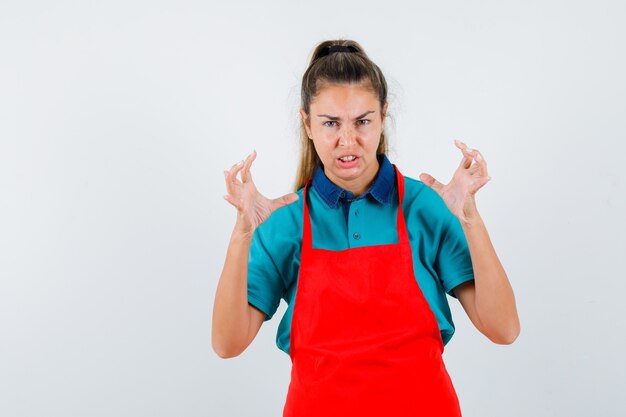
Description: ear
381,102,388,122
300,108,312,139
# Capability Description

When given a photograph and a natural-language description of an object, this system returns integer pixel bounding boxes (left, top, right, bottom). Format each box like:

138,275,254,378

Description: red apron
283,165,462,417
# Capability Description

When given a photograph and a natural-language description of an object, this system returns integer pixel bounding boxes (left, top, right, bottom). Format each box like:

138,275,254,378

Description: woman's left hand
419,139,491,225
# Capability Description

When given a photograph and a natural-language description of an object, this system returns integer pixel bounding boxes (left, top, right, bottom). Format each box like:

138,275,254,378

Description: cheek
360,124,380,138
311,139,333,160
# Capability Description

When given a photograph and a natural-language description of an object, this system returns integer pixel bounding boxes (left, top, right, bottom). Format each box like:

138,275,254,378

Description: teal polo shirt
247,154,475,356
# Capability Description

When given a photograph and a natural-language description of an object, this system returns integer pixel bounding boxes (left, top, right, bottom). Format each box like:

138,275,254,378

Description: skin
300,81,389,197
421,140,520,344
212,152,298,358
212,82,520,359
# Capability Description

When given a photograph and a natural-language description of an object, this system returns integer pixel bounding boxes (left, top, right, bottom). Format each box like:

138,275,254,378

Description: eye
323,121,338,127
358,119,370,125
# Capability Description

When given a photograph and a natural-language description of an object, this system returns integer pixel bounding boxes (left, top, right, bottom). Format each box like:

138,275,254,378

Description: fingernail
476,153,482,161
466,147,473,152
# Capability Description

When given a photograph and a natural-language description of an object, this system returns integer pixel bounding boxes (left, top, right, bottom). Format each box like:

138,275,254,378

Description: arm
421,139,519,345
211,150,299,358
212,222,267,359
454,213,520,345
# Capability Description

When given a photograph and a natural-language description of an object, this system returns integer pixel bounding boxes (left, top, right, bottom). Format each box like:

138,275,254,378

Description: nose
338,126,356,147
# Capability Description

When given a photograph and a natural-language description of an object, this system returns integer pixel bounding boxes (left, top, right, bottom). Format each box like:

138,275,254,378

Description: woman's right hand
223,150,299,237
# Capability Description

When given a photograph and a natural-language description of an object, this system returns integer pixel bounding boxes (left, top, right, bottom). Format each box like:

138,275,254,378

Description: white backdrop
1,1,625,416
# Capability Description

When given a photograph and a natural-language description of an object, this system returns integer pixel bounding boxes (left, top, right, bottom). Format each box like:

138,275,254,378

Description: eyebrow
317,110,376,120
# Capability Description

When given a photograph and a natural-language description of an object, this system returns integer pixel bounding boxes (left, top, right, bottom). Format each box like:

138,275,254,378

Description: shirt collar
311,154,395,208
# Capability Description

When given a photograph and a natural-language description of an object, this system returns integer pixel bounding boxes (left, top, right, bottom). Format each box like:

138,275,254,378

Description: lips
338,155,357,162
336,155,359,168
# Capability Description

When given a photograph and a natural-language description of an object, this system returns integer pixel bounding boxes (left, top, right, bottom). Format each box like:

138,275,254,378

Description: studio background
1,1,624,416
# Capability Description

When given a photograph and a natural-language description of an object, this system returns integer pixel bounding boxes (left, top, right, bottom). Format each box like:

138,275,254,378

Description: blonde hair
294,39,389,191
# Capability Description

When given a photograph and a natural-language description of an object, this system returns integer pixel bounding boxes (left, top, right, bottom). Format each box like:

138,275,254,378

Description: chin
333,169,362,181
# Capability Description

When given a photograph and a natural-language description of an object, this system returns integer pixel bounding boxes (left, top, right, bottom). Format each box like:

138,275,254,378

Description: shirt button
353,232,361,240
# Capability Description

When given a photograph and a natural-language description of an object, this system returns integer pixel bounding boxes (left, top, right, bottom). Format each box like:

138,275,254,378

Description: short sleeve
434,213,475,298
247,225,285,321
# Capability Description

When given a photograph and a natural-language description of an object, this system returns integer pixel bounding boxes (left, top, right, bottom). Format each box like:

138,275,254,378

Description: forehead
311,82,378,111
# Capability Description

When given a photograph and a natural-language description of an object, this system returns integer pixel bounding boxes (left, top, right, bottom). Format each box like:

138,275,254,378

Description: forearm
212,222,254,357
461,214,520,344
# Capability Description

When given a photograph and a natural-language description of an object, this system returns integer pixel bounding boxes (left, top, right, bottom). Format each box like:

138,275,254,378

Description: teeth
339,155,356,162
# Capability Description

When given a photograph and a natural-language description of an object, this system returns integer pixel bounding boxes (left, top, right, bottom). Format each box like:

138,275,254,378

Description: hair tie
327,45,357,54
314,44,358,62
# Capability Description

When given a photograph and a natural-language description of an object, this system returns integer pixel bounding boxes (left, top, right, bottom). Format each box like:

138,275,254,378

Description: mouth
336,155,359,168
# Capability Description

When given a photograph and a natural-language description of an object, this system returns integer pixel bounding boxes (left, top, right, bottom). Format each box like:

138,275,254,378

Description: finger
270,193,300,211
230,159,245,183
454,139,470,152
224,163,238,196
455,140,487,174
225,160,244,195
223,170,234,195
454,140,474,169
223,194,239,208
454,139,474,155
232,159,245,181
464,147,488,178
476,176,491,191
473,150,489,178
457,154,473,170
241,149,257,183
419,173,444,193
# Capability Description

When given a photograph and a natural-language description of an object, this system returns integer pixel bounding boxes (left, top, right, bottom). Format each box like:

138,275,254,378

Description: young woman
213,39,520,416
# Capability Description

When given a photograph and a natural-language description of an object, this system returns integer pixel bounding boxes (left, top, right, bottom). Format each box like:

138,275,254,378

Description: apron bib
283,165,462,417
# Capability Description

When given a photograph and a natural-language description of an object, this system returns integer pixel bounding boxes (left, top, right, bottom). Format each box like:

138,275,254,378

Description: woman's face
300,82,388,195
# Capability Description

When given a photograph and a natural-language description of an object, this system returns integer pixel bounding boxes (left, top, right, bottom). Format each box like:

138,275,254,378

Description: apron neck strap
393,164,410,244
302,163,409,248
